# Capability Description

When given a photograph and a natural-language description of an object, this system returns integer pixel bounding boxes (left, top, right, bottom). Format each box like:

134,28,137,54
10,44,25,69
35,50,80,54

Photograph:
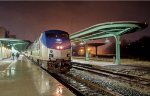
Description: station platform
71,57,150,67
72,57,115,66
0,56,75,96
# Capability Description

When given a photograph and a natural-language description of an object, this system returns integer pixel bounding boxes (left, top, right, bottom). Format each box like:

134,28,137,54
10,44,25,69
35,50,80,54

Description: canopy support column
85,44,89,61
0,41,2,60
114,35,121,65
95,46,98,57
71,43,73,60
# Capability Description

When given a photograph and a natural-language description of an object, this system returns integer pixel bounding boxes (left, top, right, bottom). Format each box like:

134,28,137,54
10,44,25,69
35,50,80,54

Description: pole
95,46,98,58
114,35,121,65
71,43,73,60
0,41,2,59
85,44,89,61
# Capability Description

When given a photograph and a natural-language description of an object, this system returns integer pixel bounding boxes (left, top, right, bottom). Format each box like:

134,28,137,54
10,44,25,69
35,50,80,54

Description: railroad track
28,57,150,96
51,72,122,96
72,62,150,86
37,62,122,96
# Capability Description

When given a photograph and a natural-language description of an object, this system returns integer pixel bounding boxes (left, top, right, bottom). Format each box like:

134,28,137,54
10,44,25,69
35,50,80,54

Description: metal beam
84,34,113,41
80,31,106,40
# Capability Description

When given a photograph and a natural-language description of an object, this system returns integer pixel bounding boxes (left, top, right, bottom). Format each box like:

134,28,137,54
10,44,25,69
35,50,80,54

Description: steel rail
72,62,150,86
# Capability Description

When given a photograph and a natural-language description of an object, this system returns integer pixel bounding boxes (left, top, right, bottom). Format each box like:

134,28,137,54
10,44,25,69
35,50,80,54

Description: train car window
46,33,57,38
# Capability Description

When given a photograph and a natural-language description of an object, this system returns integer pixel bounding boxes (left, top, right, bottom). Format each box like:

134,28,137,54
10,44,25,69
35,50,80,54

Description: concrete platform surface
0,56,75,96
72,58,115,66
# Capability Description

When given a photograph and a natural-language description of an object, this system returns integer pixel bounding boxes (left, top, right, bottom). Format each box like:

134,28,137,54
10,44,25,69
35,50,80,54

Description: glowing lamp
57,46,60,49
87,48,90,51
56,46,63,49
60,46,63,49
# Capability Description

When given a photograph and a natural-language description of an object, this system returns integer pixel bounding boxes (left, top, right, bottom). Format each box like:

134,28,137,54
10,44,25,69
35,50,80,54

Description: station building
0,27,9,38
0,27,16,60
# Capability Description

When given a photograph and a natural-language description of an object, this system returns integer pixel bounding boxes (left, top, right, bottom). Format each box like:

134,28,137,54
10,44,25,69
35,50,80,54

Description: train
26,30,72,73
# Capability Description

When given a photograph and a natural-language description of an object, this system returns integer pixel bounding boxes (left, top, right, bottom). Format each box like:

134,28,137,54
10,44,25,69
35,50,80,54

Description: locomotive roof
44,30,69,34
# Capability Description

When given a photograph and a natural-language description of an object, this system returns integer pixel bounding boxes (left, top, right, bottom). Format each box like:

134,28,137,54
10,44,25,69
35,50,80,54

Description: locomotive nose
54,51,68,59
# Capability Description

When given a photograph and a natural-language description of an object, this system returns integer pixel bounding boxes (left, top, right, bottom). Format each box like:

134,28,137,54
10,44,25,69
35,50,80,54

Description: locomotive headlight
56,46,63,49
60,46,63,49
57,46,60,49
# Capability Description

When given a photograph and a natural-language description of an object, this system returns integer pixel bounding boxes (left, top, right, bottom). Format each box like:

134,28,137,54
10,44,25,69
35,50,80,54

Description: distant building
9,35,16,39
0,27,9,38
0,26,16,38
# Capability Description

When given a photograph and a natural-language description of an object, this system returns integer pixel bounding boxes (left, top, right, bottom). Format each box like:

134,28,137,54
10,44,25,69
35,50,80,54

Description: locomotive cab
41,30,72,73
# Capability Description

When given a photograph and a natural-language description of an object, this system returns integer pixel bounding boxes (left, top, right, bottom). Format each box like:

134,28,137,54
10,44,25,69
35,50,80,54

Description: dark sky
0,1,150,42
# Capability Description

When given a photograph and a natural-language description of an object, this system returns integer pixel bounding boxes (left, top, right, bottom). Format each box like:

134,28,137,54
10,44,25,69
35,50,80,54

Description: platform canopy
70,21,147,40
0,38,31,52
70,21,148,64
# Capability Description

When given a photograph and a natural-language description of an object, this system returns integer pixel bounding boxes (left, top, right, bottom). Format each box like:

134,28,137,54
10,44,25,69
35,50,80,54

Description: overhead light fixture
105,38,110,43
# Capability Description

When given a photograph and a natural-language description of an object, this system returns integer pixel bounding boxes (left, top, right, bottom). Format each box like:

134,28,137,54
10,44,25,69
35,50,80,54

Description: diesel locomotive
27,30,71,73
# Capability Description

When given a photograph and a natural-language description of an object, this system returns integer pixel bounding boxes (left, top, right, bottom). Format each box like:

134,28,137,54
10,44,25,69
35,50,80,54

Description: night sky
0,1,150,42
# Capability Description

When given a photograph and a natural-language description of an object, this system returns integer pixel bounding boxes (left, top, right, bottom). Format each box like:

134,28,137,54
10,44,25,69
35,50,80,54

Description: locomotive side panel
39,40,49,61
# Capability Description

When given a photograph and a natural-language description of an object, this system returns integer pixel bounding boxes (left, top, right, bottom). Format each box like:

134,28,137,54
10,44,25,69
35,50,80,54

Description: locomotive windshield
59,34,69,38
46,33,56,37
46,33,69,38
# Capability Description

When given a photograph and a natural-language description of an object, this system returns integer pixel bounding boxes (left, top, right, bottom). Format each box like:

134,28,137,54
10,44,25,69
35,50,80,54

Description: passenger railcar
27,30,71,73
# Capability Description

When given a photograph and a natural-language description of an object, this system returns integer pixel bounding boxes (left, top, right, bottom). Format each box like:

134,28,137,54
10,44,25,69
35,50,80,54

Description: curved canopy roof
70,21,148,41
0,38,31,52
0,38,25,42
